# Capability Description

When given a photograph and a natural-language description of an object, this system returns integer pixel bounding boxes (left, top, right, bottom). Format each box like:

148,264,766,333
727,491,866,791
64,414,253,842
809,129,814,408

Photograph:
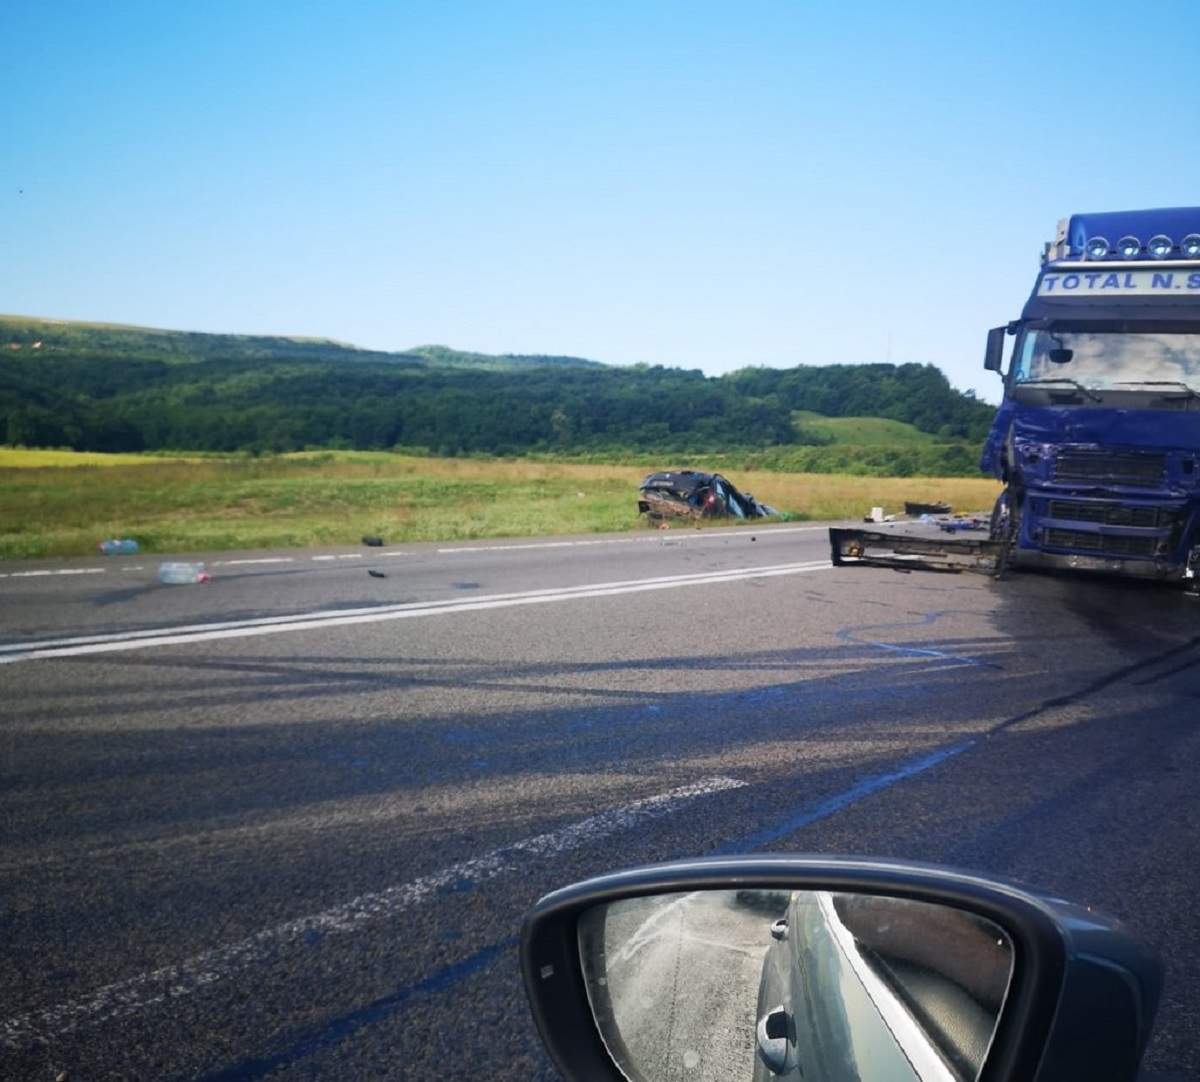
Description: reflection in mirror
578,889,1013,1082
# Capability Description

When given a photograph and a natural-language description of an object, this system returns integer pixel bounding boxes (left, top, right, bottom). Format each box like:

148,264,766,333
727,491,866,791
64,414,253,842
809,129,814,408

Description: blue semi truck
831,206,1200,585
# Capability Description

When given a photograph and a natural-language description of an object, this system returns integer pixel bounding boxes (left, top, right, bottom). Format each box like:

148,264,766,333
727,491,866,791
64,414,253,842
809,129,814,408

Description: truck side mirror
984,326,1007,373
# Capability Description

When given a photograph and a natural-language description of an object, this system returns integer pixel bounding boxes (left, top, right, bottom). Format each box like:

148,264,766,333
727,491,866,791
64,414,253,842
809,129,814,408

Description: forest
0,317,996,474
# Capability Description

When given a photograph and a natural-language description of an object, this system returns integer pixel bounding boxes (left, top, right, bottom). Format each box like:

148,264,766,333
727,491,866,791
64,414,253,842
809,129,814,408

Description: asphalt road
2,522,1198,1080
593,890,774,1081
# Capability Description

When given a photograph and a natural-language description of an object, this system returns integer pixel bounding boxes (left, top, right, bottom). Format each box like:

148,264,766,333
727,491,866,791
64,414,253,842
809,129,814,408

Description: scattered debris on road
157,562,209,585
98,539,139,555
368,569,387,578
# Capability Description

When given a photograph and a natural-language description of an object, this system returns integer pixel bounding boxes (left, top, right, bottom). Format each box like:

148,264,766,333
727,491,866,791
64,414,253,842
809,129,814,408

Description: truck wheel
990,489,1020,579
989,489,1018,543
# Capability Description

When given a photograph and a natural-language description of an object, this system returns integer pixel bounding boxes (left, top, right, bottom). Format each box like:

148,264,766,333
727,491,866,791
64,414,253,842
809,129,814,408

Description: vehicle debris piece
938,516,986,533
158,562,210,585
637,470,777,523
98,539,139,555
368,569,387,578
830,527,1007,575
904,501,952,516
362,535,384,547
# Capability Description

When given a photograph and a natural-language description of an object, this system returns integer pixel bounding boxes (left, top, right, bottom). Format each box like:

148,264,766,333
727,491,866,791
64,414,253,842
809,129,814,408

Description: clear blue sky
4,0,1199,400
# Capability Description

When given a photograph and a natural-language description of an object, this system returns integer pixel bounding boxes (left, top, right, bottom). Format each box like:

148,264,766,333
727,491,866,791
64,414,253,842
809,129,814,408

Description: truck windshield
1013,330,1200,392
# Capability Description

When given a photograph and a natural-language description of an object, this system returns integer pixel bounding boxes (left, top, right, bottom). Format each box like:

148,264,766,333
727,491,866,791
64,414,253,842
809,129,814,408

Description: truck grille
1053,450,1165,485
1045,500,1173,528
1044,529,1158,557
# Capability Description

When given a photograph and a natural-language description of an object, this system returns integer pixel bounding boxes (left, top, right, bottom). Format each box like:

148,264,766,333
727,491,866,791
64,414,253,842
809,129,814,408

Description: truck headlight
1117,235,1142,258
1148,235,1174,259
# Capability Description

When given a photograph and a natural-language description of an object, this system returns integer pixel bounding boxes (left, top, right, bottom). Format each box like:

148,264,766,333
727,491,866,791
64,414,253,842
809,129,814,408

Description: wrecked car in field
637,470,778,522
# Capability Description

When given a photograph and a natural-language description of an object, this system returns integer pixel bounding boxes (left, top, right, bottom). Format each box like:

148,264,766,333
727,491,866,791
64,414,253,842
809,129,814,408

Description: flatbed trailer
828,526,1010,576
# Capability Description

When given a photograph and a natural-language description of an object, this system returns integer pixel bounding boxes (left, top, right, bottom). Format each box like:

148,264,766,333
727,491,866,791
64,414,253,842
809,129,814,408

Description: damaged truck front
833,207,1200,585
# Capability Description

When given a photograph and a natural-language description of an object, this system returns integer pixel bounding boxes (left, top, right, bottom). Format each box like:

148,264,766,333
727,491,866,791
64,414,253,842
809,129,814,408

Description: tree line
0,345,996,474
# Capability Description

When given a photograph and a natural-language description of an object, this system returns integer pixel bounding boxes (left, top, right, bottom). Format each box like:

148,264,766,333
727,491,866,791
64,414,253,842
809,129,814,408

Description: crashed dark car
637,470,778,522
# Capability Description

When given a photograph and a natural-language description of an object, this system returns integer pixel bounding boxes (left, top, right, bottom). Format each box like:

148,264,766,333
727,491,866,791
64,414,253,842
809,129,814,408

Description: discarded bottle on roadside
158,562,210,585
98,539,140,556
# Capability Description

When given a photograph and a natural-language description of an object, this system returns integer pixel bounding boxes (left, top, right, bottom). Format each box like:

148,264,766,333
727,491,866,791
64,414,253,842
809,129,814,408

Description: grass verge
0,449,1002,559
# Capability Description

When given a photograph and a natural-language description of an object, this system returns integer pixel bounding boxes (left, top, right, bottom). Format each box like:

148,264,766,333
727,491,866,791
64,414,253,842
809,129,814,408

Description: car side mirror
521,856,1161,1082
984,326,1007,373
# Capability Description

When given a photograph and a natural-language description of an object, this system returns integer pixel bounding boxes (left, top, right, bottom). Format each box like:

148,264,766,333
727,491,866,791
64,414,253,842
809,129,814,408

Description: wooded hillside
0,317,994,473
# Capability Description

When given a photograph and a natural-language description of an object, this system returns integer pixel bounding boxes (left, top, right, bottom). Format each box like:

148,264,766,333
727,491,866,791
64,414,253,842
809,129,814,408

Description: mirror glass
578,889,1013,1082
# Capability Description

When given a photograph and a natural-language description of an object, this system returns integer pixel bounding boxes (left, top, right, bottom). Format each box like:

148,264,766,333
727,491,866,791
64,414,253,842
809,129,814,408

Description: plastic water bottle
99,539,140,555
158,562,210,585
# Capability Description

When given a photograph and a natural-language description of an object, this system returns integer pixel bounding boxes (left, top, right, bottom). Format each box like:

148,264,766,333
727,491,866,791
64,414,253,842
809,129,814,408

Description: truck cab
981,207,1200,581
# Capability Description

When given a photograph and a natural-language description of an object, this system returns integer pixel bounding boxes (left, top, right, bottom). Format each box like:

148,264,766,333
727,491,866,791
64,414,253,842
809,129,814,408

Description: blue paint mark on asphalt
200,735,975,1077
710,739,976,854
193,938,517,1082
836,611,1002,669
436,876,476,896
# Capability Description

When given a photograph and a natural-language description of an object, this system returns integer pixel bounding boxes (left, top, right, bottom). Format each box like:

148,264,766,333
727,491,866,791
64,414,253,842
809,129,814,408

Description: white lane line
437,526,826,554
0,561,832,663
5,568,108,579
0,775,746,1048
0,525,830,580
212,558,296,567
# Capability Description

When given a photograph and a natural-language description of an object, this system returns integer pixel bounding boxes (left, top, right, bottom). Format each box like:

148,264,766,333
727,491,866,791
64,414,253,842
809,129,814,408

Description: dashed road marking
212,558,296,567
0,526,827,580
0,775,747,1048
0,567,107,579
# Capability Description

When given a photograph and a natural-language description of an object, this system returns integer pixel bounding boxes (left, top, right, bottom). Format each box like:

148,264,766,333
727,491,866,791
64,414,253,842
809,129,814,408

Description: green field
792,411,941,446
0,448,1000,559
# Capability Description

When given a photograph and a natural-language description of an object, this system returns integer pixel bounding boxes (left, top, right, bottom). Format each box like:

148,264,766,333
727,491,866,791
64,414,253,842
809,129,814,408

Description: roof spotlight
1084,236,1110,260
1148,234,1174,259
1182,234,1200,258
1117,235,1142,259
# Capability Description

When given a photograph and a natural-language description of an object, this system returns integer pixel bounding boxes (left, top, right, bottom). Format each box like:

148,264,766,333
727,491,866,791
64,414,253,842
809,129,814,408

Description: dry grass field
0,449,1001,559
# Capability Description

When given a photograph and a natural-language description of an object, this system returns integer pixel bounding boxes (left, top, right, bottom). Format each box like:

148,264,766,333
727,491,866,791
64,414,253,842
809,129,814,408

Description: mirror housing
984,326,1007,373
521,856,1161,1082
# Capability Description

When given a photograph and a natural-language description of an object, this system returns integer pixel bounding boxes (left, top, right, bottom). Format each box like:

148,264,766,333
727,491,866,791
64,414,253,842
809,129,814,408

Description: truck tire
989,489,1018,543
990,489,1020,579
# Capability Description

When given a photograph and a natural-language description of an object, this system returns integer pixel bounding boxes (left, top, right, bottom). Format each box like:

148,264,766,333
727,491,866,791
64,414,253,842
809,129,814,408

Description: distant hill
0,315,995,474
0,317,602,371
405,345,605,371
